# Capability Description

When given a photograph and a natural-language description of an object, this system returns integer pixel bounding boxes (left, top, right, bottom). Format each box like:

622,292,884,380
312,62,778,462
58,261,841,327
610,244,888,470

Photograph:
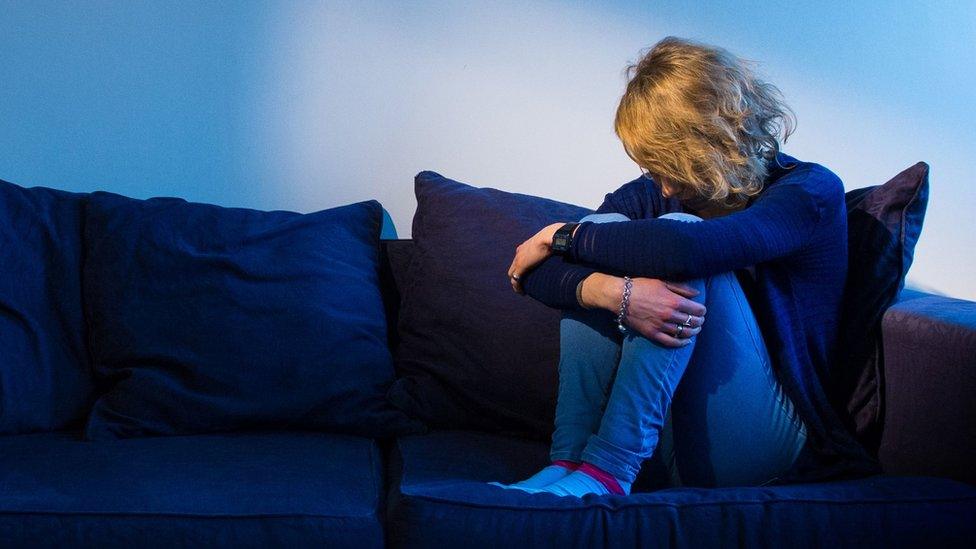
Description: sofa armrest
877,290,976,484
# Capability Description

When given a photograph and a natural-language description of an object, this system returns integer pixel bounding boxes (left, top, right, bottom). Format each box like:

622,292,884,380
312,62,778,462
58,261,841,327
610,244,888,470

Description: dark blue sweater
521,152,880,484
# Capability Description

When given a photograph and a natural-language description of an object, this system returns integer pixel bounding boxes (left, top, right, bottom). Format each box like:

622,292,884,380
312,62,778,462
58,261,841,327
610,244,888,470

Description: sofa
0,173,974,548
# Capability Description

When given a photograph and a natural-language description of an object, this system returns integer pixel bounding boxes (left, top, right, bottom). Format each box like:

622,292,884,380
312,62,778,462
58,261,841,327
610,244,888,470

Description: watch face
553,234,569,250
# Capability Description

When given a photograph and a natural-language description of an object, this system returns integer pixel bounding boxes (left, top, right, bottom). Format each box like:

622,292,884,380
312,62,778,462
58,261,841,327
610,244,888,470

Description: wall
1,1,972,299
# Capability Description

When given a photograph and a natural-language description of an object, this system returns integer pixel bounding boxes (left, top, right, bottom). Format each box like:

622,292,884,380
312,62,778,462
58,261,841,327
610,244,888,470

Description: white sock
540,469,611,497
488,463,575,492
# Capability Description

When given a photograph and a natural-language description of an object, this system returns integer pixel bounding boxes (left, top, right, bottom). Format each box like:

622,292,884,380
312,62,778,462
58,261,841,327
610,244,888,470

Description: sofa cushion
0,431,384,547
387,171,592,438
832,162,929,453
0,179,94,434
82,191,424,439
385,430,976,547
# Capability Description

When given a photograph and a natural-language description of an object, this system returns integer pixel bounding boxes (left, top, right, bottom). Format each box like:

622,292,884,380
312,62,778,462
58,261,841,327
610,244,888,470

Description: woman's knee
579,212,630,224
579,212,702,224
658,212,703,223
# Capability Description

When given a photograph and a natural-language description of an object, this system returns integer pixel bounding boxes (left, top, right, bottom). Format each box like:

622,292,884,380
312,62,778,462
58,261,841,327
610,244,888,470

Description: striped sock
488,459,580,492
539,462,632,497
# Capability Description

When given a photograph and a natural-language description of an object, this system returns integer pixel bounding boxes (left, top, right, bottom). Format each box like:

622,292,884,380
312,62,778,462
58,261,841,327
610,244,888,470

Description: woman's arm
519,177,672,310
566,175,833,281
518,254,600,311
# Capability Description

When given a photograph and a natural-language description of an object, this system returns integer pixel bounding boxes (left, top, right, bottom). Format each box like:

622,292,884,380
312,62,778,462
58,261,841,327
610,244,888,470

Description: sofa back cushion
833,162,929,454
0,179,95,434
387,171,592,438
82,191,425,440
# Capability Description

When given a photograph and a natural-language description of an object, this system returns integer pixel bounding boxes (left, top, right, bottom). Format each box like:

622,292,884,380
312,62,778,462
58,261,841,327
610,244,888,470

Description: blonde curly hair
614,36,796,210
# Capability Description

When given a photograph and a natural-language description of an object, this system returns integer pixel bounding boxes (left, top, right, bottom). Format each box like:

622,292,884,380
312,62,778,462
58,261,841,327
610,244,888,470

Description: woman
489,36,877,497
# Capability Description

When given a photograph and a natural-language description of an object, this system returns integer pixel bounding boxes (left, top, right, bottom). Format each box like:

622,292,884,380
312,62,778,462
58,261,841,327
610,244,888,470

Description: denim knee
579,212,630,224
658,212,703,223
580,212,703,224
659,211,709,289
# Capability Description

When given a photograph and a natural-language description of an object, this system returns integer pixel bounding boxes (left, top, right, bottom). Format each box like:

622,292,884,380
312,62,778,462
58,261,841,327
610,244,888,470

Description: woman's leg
549,213,632,464
571,211,807,492
490,213,629,492
668,254,808,487
545,308,623,461
573,212,705,490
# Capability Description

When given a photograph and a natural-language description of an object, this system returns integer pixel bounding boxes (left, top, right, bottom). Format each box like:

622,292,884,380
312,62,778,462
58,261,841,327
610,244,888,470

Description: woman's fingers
627,317,698,348
508,246,523,293
653,331,693,348
665,281,699,298
674,322,702,338
663,281,706,317
652,322,700,347
676,296,706,317
668,310,705,328
509,272,523,294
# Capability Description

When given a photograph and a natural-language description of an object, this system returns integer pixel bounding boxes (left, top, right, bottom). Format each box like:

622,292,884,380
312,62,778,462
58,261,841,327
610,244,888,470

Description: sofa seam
369,438,381,516
0,510,382,520
398,491,976,514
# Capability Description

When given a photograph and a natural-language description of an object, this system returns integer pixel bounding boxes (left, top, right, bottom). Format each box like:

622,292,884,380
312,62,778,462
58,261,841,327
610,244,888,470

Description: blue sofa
380,237,976,548
1,198,974,548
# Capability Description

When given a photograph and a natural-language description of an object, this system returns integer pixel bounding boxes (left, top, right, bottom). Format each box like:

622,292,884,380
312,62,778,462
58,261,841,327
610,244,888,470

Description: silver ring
511,273,520,280
675,324,684,338
683,313,694,327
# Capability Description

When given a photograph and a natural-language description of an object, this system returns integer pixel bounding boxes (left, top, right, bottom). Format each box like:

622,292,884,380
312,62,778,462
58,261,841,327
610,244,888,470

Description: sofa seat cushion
386,430,976,548
0,431,385,548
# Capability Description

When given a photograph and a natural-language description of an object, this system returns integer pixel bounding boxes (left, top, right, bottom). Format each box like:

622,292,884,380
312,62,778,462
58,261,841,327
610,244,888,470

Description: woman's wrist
580,273,625,312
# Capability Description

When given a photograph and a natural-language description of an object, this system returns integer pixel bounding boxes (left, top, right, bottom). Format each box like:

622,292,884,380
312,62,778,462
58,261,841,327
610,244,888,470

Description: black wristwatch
551,222,580,255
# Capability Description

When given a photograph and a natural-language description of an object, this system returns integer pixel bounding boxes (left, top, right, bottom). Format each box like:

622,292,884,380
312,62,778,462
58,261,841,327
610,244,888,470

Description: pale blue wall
1,1,973,298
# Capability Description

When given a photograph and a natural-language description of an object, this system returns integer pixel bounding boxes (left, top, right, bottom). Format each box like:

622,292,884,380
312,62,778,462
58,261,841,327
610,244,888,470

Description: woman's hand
508,223,563,294
621,277,707,348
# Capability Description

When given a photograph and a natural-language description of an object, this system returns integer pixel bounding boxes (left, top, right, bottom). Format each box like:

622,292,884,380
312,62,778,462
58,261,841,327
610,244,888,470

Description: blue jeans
549,211,807,487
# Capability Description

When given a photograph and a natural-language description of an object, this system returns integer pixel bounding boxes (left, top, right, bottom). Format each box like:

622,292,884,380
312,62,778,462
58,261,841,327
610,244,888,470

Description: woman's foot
539,462,632,497
488,460,580,493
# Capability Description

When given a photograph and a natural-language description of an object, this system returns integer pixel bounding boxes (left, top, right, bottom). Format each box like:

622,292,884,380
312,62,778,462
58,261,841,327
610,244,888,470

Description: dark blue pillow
0,179,94,434
82,191,425,440
388,171,593,438
831,162,929,454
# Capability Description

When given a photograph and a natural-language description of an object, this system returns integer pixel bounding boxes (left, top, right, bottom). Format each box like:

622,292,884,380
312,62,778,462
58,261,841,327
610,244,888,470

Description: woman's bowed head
507,36,796,348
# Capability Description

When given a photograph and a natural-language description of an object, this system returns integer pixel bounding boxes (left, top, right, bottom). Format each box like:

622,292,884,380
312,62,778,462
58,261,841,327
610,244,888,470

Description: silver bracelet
616,276,633,333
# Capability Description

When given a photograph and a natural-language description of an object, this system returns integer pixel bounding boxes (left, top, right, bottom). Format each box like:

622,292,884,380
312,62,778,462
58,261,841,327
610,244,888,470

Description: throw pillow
82,191,426,440
0,179,95,433
387,171,593,439
832,162,930,454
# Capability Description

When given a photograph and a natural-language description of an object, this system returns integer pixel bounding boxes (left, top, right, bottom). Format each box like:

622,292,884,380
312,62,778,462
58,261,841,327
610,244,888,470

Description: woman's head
615,36,796,210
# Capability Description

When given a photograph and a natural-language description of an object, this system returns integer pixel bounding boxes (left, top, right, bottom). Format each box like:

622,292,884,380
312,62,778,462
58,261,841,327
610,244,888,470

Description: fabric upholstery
387,171,592,439
832,162,930,454
380,239,417,353
82,191,424,439
385,430,976,548
0,431,384,547
878,292,976,485
0,179,94,434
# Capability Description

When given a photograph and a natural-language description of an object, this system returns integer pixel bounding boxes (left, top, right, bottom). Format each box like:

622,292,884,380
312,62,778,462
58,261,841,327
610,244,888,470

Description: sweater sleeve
566,176,825,281
519,186,640,311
